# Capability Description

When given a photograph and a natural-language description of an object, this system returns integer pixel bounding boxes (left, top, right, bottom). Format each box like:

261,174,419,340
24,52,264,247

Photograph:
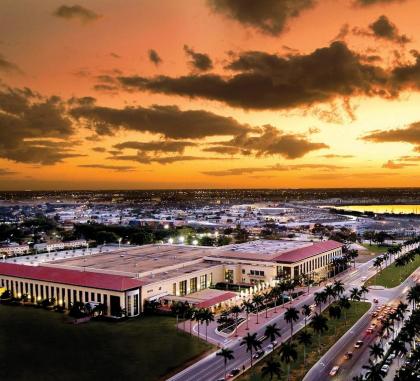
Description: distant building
0,243,30,257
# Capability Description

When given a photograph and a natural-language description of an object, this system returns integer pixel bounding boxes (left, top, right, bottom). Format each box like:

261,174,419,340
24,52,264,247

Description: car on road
329,366,340,376
373,298,379,303
228,368,240,377
253,350,265,359
266,341,278,351
366,328,373,334
381,364,390,374
344,352,353,360
354,340,364,348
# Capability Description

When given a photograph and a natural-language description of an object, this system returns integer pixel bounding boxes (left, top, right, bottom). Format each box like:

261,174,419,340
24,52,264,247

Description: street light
192,239,198,245
168,238,174,244
179,236,185,243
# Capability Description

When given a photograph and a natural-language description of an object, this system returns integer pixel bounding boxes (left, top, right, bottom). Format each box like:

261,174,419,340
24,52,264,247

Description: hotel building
0,239,343,318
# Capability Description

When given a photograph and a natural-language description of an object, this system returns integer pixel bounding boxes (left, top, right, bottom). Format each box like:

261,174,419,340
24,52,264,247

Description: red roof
0,263,143,292
273,240,343,263
196,291,237,308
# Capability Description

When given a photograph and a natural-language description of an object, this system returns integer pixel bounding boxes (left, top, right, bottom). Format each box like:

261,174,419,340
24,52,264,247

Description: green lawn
361,244,390,254
238,301,370,381
365,254,420,288
0,305,212,381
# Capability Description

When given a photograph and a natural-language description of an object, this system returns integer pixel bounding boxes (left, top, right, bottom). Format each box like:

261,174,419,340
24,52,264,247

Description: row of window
1,277,107,309
172,273,213,296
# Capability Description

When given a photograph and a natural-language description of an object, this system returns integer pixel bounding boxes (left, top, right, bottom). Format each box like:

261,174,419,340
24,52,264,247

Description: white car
329,366,340,376
381,364,390,374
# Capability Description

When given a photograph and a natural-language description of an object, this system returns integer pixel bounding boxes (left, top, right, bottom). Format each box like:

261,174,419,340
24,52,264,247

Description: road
303,269,419,381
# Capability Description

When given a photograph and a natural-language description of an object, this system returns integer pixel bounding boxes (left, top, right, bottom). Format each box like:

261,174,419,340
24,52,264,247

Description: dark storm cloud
183,45,213,72
205,125,328,159
53,5,101,23
0,86,79,164
207,0,316,36
369,15,410,44
78,164,135,172
148,49,162,66
0,54,22,74
353,0,407,6
70,104,255,139
114,140,196,153
118,42,389,110
202,163,345,176
362,122,420,152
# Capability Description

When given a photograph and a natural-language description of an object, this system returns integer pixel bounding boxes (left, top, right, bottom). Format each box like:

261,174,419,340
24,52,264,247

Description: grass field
0,305,212,381
238,301,370,381
366,254,420,288
361,244,391,254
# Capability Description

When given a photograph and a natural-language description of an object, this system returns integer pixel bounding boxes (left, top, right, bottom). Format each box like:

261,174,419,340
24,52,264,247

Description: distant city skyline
1,0,420,189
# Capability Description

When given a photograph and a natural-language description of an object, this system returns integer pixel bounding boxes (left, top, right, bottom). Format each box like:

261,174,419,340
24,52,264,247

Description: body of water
332,204,420,214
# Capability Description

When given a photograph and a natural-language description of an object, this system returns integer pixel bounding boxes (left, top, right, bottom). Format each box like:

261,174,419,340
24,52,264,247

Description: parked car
381,364,390,374
228,368,240,377
253,350,265,359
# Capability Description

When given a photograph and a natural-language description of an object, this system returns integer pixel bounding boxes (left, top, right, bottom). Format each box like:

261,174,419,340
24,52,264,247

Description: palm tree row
170,301,215,341
354,289,420,381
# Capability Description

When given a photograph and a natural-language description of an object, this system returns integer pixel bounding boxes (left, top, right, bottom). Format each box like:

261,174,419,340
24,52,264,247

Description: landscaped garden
366,252,420,288
0,305,212,381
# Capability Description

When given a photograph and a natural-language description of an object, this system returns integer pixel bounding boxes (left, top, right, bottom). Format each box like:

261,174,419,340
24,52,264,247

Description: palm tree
297,330,312,367
243,300,254,330
369,343,384,362
390,338,408,366
261,358,283,380
264,323,281,352
241,332,261,367
278,341,298,381
328,305,341,334
338,295,351,325
194,308,203,338
216,348,234,380
350,287,360,302
269,286,280,313
395,256,406,282
230,305,243,336
310,313,329,354
324,285,336,304
253,294,264,324
284,307,299,340
262,291,271,318
333,280,345,298
407,284,420,310
185,306,196,335
301,304,311,329
360,285,369,300
201,308,215,342
314,291,327,313
171,301,182,329
362,359,386,381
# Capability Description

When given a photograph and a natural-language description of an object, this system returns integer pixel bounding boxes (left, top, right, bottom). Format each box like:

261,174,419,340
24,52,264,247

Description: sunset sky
1,0,420,190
